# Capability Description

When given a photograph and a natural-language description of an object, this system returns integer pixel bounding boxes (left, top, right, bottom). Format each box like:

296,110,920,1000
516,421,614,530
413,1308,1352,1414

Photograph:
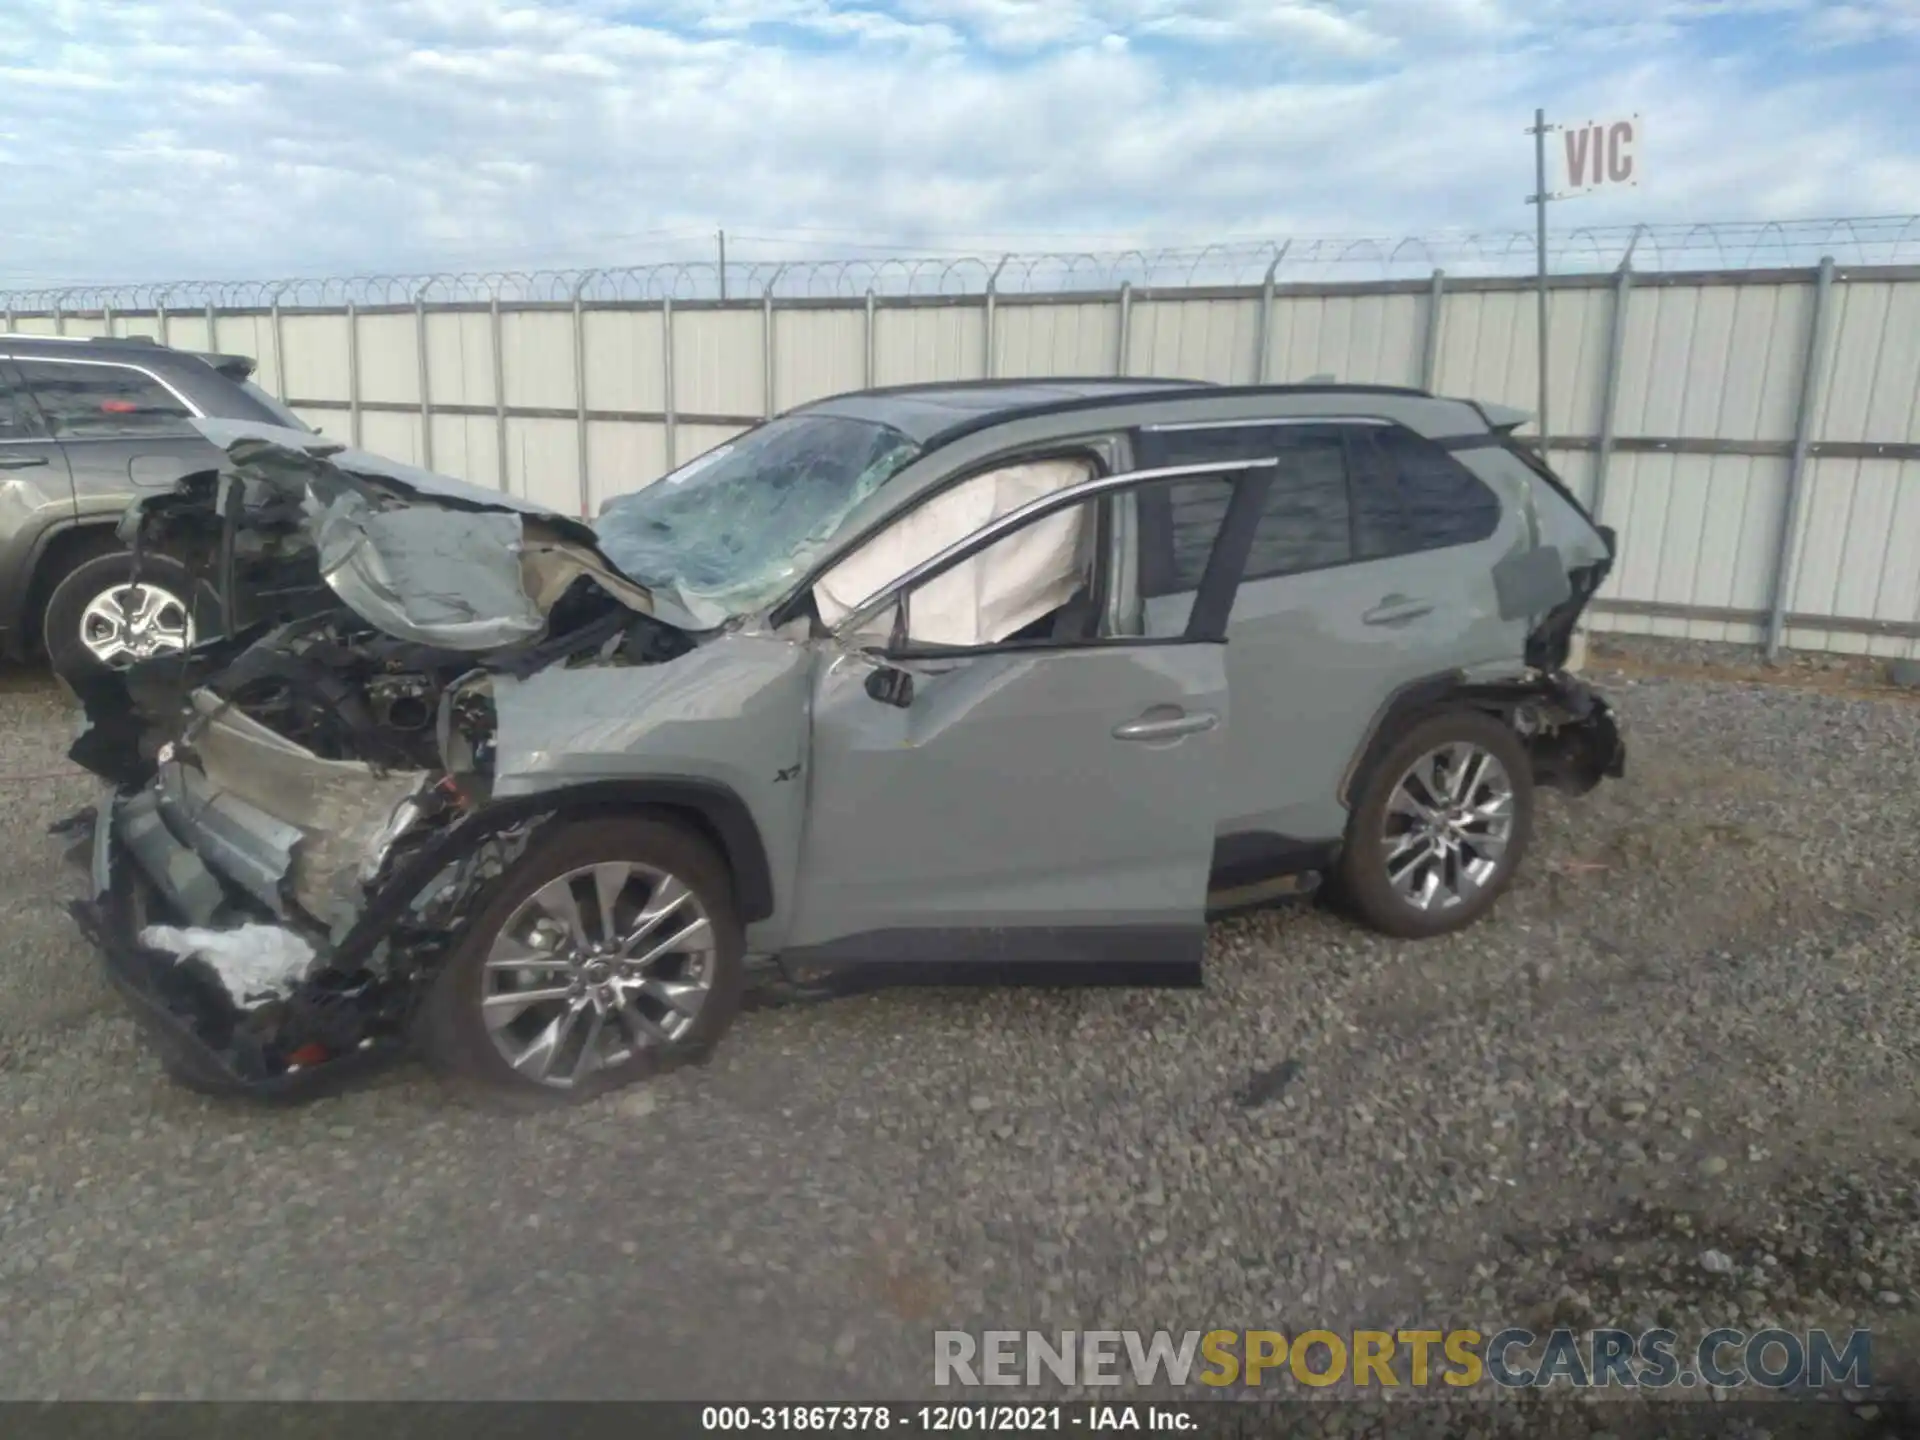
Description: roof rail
918,380,1443,449
859,376,1214,399
0,333,174,348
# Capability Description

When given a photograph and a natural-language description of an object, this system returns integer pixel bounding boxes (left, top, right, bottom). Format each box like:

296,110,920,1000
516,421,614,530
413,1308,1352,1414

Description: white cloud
1801,0,1920,44
0,0,1913,287
895,0,1107,50
1136,4,1384,57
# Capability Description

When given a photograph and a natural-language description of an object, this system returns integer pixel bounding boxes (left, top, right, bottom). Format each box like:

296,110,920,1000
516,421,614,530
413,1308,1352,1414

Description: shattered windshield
594,414,920,624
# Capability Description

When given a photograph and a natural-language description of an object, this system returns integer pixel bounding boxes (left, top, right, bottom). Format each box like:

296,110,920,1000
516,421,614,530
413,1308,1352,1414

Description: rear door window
1134,423,1353,596
1137,478,1233,597
12,359,196,439
1134,419,1505,592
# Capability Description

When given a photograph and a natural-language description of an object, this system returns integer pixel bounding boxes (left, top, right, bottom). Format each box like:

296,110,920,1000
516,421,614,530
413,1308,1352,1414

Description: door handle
0,454,49,470
1113,709,1219,742
1362,595,1433,626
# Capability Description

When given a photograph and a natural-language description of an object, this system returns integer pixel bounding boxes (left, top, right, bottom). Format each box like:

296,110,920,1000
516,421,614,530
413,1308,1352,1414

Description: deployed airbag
814,458,1094,648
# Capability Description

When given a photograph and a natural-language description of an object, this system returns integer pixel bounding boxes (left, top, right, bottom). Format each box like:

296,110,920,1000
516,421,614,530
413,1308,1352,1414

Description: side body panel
1144,445,1535,843
487,635,814,955
0,357,77,645
9,353,226,527
69,433,225,522
1462,443,1613,574
785,641,1227,965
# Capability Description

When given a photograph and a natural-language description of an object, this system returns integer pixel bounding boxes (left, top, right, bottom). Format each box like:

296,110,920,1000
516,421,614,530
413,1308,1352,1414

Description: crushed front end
66,743,548,1100
64,656,467,1097
60,423,695,1098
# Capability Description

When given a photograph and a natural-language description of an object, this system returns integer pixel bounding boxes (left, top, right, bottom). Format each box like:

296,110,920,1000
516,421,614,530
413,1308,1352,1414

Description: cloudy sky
2,0,1918,285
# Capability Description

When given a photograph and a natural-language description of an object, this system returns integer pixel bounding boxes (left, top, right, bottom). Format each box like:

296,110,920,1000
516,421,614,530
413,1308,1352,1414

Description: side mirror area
865,665,914,709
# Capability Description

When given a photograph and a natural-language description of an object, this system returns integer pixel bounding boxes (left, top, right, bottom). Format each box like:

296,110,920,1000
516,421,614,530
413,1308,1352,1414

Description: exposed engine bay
59,422,703,1098
225,624,481,767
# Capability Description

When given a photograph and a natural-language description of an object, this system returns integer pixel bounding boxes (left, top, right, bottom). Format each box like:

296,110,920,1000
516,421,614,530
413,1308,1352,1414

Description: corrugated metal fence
5,260,1918,657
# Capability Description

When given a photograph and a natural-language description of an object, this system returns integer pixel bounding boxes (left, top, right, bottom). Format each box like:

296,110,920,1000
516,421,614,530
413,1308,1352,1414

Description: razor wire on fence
5,215,1920,314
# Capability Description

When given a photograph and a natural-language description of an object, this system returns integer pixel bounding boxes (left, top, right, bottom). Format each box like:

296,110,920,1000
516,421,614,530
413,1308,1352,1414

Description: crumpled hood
193,418,589,526
179,419,683,650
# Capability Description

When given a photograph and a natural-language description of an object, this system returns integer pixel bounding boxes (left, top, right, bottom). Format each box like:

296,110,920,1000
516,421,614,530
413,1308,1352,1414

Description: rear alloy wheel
421,817,745,1108
1338,709,1535,939
43,549,199,685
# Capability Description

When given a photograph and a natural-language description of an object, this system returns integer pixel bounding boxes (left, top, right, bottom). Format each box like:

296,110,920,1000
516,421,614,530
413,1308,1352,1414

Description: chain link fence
5,216,1920,313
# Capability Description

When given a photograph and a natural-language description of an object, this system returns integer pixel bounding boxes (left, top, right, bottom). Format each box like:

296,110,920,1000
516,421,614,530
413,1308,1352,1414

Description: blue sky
1,0,1917,284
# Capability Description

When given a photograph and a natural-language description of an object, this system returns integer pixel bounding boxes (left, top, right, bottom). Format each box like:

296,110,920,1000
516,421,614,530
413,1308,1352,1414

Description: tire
419,816,746,1111
1336,708,1535,940
43,548,199,686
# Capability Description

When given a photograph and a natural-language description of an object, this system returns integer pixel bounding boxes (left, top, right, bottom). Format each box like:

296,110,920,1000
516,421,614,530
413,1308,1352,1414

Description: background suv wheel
43,548,199,685
1338,708,1535,939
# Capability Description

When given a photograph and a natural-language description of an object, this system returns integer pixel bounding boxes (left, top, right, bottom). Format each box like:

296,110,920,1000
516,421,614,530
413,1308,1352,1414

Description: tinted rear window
239,379,313,432
1349,426,1501,556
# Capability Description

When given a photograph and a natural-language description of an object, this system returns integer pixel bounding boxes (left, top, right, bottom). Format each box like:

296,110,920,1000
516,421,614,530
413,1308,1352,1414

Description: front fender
489,634,814,948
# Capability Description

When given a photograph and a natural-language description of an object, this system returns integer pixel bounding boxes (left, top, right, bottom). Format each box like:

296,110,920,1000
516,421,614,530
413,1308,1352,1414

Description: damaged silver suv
57,379,1625,1105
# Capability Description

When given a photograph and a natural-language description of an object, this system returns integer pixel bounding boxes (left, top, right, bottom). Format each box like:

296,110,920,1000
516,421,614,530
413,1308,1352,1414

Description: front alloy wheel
421,816,746,1108
481,862,719,1089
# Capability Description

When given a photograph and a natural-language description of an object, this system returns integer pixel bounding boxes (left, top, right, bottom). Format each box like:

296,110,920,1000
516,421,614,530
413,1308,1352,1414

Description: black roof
0,333,258,381
798,378,1210,442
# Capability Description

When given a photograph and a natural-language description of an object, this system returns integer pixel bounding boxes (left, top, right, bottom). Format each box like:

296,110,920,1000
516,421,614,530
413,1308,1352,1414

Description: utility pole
717,229,728,302
1527,107,1555,458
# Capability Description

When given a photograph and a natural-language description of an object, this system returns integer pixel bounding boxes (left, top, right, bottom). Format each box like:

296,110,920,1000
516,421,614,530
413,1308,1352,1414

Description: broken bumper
68,891,397,1101
64,792,408,1101
1534,672,1627,793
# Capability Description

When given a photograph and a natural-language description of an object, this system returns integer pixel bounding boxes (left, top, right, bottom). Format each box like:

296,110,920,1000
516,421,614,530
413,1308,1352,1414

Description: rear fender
1343,670,1626,804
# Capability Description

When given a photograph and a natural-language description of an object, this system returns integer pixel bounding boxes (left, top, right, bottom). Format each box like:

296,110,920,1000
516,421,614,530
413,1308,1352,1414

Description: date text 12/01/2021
702,1406,1187,1431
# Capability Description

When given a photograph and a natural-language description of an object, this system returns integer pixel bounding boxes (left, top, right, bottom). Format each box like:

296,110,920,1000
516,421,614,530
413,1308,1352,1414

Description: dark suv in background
0,335,311,681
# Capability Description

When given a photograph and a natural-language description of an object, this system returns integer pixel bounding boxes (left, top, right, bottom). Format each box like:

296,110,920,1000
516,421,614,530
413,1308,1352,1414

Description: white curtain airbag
814,458,1094,648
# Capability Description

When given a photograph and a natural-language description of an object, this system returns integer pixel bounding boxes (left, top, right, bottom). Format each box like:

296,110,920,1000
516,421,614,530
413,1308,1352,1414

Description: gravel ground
1,647,1917,1429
